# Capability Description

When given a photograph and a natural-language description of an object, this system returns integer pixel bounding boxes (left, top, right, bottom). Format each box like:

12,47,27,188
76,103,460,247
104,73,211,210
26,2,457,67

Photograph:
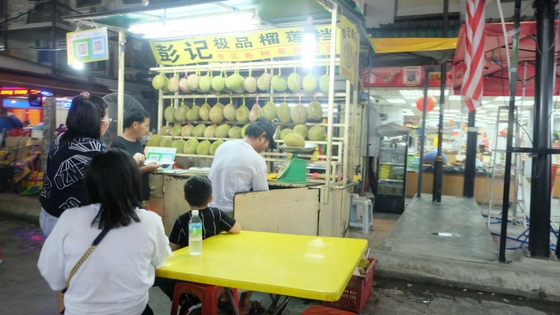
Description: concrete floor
2,214,557,315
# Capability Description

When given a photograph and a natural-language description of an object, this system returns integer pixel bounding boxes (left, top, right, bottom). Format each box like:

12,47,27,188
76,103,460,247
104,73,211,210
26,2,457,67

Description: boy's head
183,175,213,208
124,109,150,138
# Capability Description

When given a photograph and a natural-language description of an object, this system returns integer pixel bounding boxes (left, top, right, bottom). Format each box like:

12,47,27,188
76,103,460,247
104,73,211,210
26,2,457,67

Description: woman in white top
38,148,172,315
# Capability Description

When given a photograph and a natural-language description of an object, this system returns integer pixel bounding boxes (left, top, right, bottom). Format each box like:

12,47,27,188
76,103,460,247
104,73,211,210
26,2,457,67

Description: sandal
243,300,265,315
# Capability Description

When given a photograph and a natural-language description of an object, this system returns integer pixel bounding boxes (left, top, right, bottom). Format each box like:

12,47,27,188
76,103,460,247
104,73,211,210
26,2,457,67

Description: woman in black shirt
40,92,110,235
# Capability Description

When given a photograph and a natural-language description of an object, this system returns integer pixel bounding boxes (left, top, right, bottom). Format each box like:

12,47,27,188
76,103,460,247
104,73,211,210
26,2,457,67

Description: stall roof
0,68,112,96
451,21,560,96
367,37,456,67
62,0,372,47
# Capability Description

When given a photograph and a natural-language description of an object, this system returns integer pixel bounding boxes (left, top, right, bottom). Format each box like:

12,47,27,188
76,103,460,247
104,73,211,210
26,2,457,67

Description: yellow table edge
156,233,368,302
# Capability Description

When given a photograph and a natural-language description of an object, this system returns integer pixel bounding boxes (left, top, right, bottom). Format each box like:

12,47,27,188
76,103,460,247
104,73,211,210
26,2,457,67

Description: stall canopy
367,37,457,67
451,21,560,97
0,68,112,96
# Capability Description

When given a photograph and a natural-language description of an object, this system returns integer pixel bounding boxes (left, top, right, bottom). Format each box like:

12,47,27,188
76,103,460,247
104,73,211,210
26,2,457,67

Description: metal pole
463,111,477,197
433,0,449,203
50,0,57,75
417,68,429,197
363,52,373,194
117,31,125,136
530,0,555,258
324,1,338,204
499,0,522,263
41,97,56,172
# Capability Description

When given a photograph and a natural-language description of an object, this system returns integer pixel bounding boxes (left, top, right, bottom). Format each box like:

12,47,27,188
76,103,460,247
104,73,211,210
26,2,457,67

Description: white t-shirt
208,140,269,213
37,204,172,315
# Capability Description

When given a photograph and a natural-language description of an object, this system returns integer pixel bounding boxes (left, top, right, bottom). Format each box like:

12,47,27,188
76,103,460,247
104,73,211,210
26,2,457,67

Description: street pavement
1,214,559,315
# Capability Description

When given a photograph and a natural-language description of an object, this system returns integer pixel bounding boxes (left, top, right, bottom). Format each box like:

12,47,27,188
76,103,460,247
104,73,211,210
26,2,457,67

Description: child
168,175,240,250
160,175,264,315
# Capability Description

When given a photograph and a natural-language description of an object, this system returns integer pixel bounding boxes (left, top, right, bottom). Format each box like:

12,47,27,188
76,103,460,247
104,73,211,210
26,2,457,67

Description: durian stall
64,0,368,237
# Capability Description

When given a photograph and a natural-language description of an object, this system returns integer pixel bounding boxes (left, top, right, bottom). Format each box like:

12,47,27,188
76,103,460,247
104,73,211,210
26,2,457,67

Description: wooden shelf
162,121,346,128
160,135,344,145
161,92,347,99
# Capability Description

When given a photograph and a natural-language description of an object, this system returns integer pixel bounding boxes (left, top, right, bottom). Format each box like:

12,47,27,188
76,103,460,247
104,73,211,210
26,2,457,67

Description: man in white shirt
209,117,276,215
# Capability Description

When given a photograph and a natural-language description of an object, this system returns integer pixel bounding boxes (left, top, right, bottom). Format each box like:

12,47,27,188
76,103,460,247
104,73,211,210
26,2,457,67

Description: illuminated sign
0,88,41,96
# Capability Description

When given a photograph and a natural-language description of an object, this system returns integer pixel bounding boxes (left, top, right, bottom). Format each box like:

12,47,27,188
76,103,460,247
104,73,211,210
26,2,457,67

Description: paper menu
144,147,177,170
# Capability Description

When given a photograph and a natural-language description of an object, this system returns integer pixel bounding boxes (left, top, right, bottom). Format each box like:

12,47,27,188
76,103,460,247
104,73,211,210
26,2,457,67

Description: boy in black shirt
163,176,263,315
111,109,158,205
169,175,240,249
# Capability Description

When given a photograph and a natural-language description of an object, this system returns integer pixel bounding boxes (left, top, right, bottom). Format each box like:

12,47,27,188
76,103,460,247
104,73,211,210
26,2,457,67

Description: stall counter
148,171,344,237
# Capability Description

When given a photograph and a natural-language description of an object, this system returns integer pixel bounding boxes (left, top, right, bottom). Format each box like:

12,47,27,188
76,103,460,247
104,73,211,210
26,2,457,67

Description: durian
262,100,277,121
223,102,237,121
257,72,272,91
287,71,302,93
277,102,291,123
186,104,201,121
209,102,225,124
284,133,305,148
164,105,176,123
302,73,317,93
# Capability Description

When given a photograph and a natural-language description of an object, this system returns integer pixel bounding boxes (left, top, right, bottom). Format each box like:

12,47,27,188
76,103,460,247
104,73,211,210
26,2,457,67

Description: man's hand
141,162,160,173
133,153,145,166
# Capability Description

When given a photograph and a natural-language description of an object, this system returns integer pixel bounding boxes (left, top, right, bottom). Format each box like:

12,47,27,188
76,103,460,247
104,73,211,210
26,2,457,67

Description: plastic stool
301,305,355,314
349,198,373,234
171,282,239,315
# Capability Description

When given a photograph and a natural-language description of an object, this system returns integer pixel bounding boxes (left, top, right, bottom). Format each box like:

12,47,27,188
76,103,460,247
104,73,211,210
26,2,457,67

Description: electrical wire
0,3,52,26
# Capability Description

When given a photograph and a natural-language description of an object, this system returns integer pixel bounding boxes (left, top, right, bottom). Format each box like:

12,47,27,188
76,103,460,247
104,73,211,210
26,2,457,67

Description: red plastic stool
301,305,356,315
171,282,239,315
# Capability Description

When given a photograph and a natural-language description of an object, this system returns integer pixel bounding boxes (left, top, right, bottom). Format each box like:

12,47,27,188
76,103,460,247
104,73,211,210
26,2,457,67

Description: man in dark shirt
111,109,158,204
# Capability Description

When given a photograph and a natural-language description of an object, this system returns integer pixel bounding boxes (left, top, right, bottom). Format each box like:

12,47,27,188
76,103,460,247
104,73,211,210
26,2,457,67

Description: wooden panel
162,176,190,235
234,188,319,236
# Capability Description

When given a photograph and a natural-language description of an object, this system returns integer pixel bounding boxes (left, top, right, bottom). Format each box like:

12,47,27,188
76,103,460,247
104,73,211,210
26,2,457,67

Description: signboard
0,88,40,96
362,67,452,87
339,16,359,87
149,25,338,65
66,27,109,65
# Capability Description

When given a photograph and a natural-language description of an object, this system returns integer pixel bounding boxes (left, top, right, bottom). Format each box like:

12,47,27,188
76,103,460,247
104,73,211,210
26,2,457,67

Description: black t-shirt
40,134,106,217
111,136,150,201
169,207,237,248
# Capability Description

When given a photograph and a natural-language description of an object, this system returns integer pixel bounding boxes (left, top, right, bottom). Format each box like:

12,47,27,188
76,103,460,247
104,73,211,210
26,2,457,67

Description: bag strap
64,228,110,290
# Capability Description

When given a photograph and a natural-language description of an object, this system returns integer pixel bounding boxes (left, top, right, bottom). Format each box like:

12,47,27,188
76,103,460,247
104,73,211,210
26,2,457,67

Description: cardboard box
4,136,31,163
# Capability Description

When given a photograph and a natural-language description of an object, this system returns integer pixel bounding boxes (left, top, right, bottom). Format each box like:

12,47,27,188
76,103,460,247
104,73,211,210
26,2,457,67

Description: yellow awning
370,37,457,54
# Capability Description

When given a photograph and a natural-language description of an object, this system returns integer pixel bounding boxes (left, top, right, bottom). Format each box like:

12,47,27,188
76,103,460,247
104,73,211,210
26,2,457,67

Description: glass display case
374,135,409,213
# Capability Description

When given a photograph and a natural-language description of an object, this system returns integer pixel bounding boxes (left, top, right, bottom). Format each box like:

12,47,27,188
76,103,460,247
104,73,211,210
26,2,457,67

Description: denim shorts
39,208,59,236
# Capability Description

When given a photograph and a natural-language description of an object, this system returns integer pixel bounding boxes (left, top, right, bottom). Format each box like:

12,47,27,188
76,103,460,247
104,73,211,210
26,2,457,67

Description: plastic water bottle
189,210,203,255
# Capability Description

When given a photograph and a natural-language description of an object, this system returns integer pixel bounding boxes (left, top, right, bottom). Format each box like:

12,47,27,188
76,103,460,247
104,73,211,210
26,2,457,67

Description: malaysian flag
461,0,486,112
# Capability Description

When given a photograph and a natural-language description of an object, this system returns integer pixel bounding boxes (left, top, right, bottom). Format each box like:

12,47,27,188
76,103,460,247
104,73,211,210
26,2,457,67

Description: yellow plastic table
156,231,368,303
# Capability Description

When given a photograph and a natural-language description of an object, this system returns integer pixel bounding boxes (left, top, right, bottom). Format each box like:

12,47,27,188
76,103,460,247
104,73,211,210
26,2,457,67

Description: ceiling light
448,95,462,101
72,62,84,70
427,90,449,96
400,90,423,99
494,96,521,101
402,109,415,116
386,99,406,104
131,9,260,39
482,100,491,105
444,109,460,113
302,16,316,69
